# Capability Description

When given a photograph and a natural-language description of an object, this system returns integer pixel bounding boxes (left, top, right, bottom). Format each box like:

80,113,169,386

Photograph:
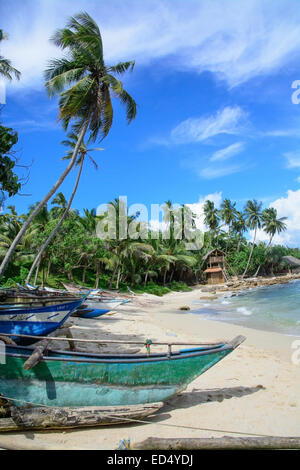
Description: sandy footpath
1,287,300,450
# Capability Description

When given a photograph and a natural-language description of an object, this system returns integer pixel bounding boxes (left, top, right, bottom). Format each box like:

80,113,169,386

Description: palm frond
107,61,135,75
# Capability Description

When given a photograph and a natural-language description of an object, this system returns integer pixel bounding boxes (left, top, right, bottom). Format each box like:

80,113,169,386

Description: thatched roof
204,267,223,273
203,249,225,261
282,256,300,267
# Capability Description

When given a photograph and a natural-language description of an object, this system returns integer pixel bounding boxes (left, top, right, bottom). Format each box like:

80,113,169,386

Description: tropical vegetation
0,196,298,295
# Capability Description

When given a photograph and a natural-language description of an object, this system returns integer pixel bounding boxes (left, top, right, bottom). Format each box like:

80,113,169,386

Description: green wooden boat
0,335,245,407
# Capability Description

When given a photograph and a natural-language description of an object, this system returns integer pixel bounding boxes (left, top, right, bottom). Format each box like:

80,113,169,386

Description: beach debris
133,436,300,450
0,403,163,431
200,295,218,300
179,306,190,311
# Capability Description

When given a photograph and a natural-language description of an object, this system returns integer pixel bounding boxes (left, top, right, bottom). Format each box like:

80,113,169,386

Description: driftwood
0,396,11,418
23,327,75,370
134,436,300,450
0,402,163,431
23,339,50,370
0,335,15,345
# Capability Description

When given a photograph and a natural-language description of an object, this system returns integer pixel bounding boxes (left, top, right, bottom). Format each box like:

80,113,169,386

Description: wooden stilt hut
203,249,227,284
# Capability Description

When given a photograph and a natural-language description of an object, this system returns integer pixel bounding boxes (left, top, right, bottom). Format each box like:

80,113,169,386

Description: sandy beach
1,286,300,450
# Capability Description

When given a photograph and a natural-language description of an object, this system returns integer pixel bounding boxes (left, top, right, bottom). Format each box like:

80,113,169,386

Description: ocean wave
236,306,253,316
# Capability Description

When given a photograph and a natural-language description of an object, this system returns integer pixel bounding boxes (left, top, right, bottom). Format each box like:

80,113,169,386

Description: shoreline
1,284,299,449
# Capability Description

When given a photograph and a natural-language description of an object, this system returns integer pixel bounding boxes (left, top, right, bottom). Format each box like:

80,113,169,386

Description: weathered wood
0,335,15,345
23,339,50,370
134,436,300,450
0,331,227,347
0,396,11,418
0,402,163,431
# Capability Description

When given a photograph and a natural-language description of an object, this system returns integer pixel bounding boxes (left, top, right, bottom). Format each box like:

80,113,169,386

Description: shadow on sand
163,385,265,410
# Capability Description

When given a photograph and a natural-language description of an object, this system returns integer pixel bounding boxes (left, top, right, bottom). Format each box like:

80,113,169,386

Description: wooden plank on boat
0,335,15,345
23,339,50,370
134,436,300,450
0,403,163,431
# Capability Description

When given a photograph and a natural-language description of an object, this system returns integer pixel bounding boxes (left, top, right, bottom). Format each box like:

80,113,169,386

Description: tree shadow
163,385,265,410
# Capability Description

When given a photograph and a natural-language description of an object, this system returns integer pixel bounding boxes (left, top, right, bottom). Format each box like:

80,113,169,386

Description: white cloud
171,106,247,144
186,192,222,232
260,129,300,138
255,189,300,246
199,164,244,179
284,151,300,168
3,0,300,91
210,142,245,161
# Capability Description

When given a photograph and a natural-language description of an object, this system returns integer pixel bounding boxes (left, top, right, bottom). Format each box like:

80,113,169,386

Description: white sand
1,287,300,450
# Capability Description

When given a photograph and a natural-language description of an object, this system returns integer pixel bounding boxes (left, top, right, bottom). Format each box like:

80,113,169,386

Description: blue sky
1,0,300,245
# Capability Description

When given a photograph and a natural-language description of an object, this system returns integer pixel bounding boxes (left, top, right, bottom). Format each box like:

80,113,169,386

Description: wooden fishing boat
18,286,127,317
0,287,80,304
73,307,111,319
83,298,130,312
0,335,245,407
0,295,87,344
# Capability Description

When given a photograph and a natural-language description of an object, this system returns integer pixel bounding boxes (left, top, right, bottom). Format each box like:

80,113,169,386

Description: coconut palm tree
0,30,21,81
203,200,220,247
262,208,287,246
219,198,237,253
253,208,287,276
26,135,103,283
232,210,246,252
242,200,263,278
0,12,137,280
50,192,68,218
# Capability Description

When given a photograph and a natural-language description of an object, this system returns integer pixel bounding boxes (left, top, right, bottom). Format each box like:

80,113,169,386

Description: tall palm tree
262,208,287,246
0,30,21,81
50,192,68,218
254,208,287,276
0,12,137,281
26,135,103,283
232,210,246,252
203,200,220,247
242,200,263,278
219,198,237,253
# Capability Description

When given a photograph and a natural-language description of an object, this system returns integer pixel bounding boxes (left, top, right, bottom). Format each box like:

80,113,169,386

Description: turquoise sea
192,279,300,336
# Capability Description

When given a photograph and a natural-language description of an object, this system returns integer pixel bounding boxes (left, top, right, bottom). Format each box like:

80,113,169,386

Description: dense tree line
0,196,298,294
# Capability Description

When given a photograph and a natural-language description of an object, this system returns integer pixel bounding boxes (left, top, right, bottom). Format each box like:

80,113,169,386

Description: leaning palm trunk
242,229,257,278
109,262,119,289
26,157,84,284
33,257,41,286
0,122,89,281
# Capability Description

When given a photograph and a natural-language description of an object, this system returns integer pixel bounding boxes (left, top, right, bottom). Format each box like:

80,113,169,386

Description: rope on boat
0,331,224,347
0,394,293,439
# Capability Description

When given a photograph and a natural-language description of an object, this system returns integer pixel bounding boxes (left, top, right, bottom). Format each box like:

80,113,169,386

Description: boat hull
74,308,110,318
0,339,244,407
0,298,85,344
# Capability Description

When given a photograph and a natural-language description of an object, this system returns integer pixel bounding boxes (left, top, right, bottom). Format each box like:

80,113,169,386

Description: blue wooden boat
0,295,87,344
0,335,245,407
74,308,111,319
